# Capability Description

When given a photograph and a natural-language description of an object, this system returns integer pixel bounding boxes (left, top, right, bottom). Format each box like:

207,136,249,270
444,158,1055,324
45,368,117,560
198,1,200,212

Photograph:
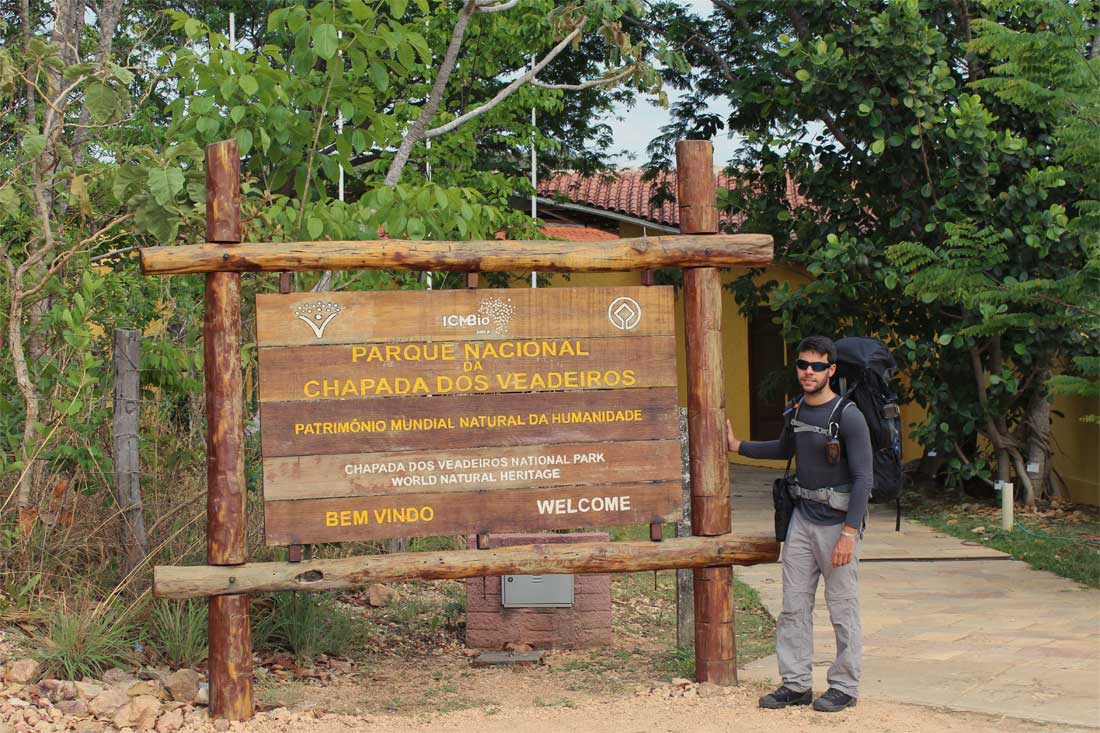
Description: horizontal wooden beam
154,534,779,599
139,234,774,275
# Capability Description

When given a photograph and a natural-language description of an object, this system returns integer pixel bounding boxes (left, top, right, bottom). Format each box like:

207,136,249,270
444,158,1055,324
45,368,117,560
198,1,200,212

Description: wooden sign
257,286,681,544
256,287,675,346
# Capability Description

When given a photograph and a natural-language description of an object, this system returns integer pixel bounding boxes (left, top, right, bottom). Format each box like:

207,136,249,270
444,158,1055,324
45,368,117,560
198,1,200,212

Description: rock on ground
113,694,161,729
2,660,39,686
88,688,130,719
155,707,184,733
163,670,202,704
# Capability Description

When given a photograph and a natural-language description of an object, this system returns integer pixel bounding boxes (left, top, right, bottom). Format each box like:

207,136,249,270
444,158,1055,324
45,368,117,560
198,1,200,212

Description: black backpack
832,337,905,530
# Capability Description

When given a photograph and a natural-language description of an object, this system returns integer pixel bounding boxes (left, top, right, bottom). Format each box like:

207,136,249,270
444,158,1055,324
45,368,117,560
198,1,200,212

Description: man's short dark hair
796,335,837,364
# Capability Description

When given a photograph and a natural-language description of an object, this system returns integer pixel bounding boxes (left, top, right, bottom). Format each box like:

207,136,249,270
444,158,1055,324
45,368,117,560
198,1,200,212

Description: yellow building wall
1050,393,1100,505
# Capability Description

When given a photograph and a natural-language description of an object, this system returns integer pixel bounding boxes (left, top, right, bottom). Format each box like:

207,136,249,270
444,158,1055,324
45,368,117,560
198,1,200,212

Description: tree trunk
20,0,34,125
8,292,40,516
72,0,125,164
970,345,1010,485
1024,364,1054,501
383,0,478,187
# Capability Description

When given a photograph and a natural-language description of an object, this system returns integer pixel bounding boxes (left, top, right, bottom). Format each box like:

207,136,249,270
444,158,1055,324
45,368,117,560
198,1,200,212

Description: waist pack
789,480,854,512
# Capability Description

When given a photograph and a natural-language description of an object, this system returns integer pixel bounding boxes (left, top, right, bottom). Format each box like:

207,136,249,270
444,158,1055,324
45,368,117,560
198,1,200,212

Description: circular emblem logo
607,296,642,331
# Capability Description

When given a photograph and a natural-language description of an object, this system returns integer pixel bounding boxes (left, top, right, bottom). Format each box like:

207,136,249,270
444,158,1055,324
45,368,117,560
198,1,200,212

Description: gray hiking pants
777,508,862,697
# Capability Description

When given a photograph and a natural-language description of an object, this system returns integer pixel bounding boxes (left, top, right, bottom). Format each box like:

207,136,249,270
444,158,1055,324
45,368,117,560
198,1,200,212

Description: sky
599,95,740,168
598,0,741,168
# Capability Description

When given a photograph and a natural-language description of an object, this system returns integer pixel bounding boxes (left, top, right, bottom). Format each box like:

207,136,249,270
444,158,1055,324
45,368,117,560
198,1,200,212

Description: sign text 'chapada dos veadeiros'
256,287,681,545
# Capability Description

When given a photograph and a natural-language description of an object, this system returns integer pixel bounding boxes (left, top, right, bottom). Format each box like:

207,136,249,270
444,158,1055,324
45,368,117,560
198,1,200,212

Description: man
727,335,872,713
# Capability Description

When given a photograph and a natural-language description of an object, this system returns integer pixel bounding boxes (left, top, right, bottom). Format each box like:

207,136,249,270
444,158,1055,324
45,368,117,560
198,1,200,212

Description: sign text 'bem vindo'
255,287,681,545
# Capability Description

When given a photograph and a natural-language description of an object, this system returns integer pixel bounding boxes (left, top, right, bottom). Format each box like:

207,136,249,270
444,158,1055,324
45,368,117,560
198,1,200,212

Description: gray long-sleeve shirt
739,395,873,527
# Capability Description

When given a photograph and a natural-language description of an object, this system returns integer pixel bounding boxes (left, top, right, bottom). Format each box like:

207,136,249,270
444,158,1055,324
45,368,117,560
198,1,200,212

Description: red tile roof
538,225,619,242
539,169,806,228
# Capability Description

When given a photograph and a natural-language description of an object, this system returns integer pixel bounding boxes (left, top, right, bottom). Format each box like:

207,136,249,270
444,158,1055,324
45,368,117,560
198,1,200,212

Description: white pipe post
1001,482,1014,531
337,31,345,203
530,59,538,289
426,139,432,290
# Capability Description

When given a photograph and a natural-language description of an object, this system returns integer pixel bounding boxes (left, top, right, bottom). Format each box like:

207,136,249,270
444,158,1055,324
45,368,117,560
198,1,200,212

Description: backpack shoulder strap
782,395,804,427
791,395,852,438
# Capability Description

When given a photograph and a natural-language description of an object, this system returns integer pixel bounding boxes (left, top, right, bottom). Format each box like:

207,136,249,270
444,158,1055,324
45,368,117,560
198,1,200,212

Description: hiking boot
758,685,812,709
813,688,857,712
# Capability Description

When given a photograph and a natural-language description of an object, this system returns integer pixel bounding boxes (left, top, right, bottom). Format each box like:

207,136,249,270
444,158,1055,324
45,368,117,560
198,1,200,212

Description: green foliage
35,601,138,680
659,645,695,679
0,572,41,615
159,0,670,251
1049,357,1100,424
253,593,363,661
646,0,1097,496
1,0,669,596
149,600,208,668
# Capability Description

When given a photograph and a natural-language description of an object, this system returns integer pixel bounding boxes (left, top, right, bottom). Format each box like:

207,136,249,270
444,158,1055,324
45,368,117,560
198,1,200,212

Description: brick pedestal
465,532,612,650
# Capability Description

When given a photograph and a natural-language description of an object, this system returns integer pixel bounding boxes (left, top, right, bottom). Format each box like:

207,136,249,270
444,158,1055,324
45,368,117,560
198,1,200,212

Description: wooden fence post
678,140,737,685
112,327,147,581
204,139,253,720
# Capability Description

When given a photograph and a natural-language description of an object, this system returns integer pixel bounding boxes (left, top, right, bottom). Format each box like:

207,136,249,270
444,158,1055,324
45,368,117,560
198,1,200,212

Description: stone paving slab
728,465,1100,729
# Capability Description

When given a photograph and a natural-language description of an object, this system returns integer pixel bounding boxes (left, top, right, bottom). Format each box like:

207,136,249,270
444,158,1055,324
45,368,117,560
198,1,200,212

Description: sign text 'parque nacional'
256,287,681,545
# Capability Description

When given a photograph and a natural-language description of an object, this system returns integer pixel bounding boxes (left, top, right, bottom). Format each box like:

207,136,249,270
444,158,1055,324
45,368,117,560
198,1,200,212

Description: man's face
795,350,836,395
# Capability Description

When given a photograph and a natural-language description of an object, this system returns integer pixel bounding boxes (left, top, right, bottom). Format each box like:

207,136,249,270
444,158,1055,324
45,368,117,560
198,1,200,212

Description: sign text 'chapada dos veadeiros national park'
256,286,682,545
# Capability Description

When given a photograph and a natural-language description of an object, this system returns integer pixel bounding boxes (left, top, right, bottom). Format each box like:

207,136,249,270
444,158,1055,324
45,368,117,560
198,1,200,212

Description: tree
0,0,183,523
641,0,1096,503
1,0,678,546
969,0,1100,423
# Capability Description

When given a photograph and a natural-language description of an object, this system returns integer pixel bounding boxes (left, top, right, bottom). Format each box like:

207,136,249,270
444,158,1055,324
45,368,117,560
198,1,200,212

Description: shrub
252,592,362,661
149,599,208,668
35,600,137,680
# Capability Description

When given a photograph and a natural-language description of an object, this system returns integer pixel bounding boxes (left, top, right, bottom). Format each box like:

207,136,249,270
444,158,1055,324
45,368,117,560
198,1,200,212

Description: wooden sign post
145,139,777,721
203,141,252,720
678,140,736,685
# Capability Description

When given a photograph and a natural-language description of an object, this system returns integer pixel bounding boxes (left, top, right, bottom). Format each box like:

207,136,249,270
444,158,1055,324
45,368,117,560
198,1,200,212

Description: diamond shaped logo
607,296,642,331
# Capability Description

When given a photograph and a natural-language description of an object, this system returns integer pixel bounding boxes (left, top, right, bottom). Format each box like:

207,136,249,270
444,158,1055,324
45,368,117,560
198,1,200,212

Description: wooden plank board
257,335,675,403
263,439,681,501
259,388,679,457
256,287,674,347
263,482,681,545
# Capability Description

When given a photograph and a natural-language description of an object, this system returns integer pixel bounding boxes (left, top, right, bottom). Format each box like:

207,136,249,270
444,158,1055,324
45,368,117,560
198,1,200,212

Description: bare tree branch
19,214,131,301
476,0,519,13
424,23,585,139
532,64,636,90
383,0,480,187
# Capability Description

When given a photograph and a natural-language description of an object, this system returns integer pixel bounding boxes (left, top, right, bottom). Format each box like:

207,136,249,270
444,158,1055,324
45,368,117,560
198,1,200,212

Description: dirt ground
2,574,1090,732
217,678,1086,733
232,576,1082,733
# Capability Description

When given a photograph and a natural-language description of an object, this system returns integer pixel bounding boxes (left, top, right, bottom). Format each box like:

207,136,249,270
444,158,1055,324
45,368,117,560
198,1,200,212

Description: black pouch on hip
773,455,797,542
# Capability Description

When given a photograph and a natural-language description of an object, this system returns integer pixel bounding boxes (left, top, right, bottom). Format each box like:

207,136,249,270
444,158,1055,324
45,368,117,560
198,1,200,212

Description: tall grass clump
35,600,137,680
252,592,362,661
149,599,208,668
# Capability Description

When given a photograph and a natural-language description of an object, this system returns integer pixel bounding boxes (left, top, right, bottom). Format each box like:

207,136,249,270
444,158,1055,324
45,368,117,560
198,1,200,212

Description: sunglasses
795,359,832,373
